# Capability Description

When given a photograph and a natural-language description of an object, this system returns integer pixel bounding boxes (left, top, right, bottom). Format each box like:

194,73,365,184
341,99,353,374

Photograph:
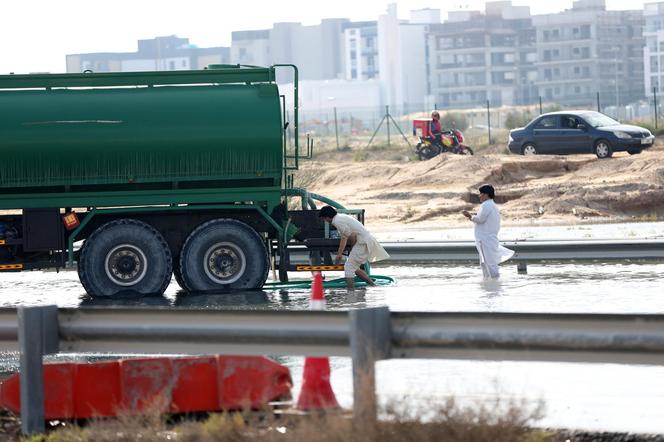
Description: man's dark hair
319,205,338,218
478,184,495,199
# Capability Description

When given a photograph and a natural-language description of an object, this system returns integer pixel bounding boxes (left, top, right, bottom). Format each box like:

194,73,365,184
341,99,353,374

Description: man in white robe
462,184,514,279
319,206,389,289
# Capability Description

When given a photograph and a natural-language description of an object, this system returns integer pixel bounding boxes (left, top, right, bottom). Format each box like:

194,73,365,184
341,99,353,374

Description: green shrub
441,112,469,131
626,120,664,136
504,111,534,129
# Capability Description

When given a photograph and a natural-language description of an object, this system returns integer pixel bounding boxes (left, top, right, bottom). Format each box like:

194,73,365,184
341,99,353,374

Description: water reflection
174,290,271,309
479,279,504,297
78,292,172,307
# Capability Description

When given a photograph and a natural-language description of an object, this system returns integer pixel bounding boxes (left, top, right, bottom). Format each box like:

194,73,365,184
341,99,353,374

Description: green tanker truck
0,64,347,297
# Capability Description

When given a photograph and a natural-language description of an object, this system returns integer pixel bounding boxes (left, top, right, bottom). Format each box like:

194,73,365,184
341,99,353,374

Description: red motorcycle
412,118,474,160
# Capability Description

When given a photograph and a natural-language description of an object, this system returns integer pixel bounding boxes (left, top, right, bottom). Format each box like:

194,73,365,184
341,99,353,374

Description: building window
366,37,373,48
574,66,580,75
169,61,175,70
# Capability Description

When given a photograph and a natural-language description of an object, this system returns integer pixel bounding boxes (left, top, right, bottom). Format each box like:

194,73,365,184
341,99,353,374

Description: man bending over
319,206,389,289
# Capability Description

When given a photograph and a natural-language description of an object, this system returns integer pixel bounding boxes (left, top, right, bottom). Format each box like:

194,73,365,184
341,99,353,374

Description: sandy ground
298,147,664,233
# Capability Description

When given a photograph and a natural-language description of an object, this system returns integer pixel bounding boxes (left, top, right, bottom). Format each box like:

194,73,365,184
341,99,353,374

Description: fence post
350,307,392,426
486,100,492,145
386,105,391,147
654,87,658,130
334,107,340,150
539,96,543,115
596,92,601,113
18,305,59,436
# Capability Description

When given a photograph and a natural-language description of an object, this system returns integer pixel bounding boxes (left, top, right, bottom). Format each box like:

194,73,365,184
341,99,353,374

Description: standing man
462,184,514,279
319,206,389,289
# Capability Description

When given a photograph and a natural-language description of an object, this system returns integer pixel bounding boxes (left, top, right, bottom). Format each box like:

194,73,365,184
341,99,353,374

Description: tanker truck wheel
179,219,269,291
172,259,189,292
78,219,172,297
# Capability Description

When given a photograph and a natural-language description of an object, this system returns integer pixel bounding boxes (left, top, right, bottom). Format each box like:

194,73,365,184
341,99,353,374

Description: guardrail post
18,305,59,436
350,306,392,425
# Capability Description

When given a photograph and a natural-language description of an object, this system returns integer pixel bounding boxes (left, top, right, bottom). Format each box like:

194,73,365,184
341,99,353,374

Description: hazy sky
0,0,655,74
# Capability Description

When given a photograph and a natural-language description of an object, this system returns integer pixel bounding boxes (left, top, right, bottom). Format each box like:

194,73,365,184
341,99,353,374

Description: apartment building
533,0,644,107
342,21,379,81
66,36,230,73
644,2,664,94
427,1,535,108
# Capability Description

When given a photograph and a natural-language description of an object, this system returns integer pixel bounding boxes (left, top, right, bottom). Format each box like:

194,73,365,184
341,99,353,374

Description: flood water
1,259,663,433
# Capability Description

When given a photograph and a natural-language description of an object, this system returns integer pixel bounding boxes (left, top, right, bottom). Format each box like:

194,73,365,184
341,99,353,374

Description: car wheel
522,143,537,155
594,139,613,159
627,149,642,155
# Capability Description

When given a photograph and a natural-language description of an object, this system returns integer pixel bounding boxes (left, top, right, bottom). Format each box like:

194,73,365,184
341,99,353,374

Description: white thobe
331,214,389,263
470,199,514,278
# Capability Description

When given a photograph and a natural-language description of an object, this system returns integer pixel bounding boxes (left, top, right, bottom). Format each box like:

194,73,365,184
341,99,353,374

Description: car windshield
580,112,620,128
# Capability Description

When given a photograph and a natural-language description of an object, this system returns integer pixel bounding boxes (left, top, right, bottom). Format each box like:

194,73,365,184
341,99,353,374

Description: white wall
121,59,156,71
280,79,382,112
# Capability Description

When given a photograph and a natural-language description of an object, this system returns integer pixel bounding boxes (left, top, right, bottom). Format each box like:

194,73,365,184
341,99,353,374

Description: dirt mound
301,150,664,229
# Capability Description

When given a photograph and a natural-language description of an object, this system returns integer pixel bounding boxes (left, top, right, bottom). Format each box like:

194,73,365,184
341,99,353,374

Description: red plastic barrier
0,355,291,419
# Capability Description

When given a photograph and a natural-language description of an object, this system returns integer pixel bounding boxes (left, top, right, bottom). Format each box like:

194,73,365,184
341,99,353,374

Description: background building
378,5,440,112
342,21,379,81
533,0,644,110
66,36,230,73
66,1,654,114
231,19,350,83
644,1,664,95
427,1,534,109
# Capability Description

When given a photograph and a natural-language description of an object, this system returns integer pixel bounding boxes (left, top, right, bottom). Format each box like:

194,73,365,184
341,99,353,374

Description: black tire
522,143,537,155
179,219,269,291
628,149,642,155
417,143,440,160
78,219,172,297
594,139,613,159
459,146,474,155
172,258,189,292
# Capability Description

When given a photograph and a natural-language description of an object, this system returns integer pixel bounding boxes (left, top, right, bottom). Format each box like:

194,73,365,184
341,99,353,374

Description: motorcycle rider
429,111,443,148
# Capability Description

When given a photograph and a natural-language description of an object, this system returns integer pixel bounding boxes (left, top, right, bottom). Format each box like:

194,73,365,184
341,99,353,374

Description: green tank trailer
0,64,353,297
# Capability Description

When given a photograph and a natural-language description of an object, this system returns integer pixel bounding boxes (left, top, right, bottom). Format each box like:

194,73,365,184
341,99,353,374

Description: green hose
263,275,395,290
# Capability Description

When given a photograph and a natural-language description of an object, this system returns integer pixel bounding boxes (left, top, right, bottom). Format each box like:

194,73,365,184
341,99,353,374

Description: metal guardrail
286,239,664,264
4,306,664,434
381,239,664,262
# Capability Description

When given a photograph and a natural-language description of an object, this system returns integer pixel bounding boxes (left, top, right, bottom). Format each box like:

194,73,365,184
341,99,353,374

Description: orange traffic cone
296,272,340,410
